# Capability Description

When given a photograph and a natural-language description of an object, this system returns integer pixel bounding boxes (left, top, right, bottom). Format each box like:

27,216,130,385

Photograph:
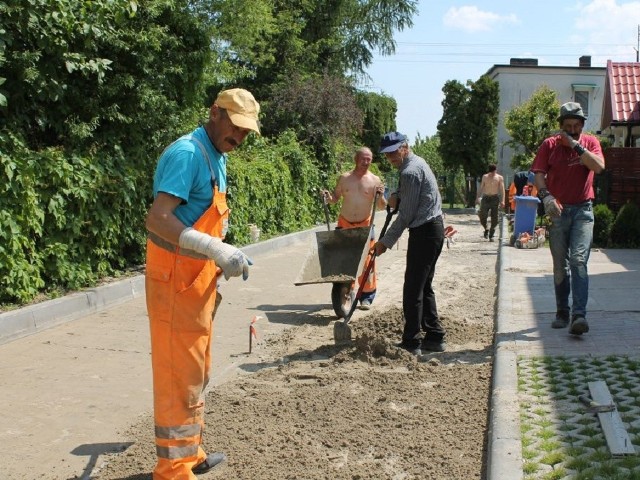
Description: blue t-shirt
153,126,227,227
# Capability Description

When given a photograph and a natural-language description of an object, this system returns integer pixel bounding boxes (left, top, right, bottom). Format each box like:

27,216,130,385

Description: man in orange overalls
144,88,259,479
322,147,387,309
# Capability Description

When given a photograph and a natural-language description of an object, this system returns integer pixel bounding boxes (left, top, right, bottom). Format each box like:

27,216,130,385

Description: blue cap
379,131,407,153
527,172,535,184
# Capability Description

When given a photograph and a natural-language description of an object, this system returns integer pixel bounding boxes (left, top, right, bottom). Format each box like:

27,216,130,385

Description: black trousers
402,216,445,347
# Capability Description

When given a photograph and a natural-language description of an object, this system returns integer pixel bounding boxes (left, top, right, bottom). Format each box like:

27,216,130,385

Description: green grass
540,451,565,466
566,455,591,471
523,461,539,474
518,355,640,478
541,468,567,479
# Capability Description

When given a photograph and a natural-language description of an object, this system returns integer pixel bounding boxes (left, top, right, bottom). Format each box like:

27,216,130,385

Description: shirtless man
475,164,505,241
322,147,386,309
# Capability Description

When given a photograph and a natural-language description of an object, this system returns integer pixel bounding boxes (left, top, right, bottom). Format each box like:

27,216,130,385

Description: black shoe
551,310,570,329
569,315,589,335
193,452,227,475
421,340,446,352
489,229,495,241
395,342,421,356
483,229,489,239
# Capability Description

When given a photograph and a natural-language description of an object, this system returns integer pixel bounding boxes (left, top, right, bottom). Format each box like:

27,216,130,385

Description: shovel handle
321,192,331,231
343,203,399,325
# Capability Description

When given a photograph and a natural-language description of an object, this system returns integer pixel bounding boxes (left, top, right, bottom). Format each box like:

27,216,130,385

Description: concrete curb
487,215,522,480
0,223,333,346
0,275,146,346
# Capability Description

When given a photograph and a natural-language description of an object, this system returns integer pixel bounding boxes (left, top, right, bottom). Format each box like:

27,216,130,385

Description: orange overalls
145,187,228,480
337,214,376,295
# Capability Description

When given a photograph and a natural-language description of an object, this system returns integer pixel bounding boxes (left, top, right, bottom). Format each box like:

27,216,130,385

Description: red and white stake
249,315,261,353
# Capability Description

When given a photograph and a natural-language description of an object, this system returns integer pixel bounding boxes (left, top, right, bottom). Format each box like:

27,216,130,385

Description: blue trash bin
514,195,540,238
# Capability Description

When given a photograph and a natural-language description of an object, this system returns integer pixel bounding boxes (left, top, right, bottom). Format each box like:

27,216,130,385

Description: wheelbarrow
294,193,379,320
333,203,397,344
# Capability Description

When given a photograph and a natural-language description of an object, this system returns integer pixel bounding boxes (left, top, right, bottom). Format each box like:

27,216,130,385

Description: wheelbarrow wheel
331,282,355,319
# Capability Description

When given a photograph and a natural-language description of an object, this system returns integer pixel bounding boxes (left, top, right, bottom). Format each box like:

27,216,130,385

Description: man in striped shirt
374,132,446,355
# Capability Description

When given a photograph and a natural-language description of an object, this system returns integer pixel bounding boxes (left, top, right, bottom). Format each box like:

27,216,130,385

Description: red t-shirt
531,133,604,204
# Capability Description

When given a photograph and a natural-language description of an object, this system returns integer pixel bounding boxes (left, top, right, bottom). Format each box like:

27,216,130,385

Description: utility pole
636,25,639,62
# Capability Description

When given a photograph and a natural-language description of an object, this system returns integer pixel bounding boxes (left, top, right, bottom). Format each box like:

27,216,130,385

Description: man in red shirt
532,102,605,335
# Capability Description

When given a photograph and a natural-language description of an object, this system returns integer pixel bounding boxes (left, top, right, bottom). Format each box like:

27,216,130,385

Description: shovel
333,201,398,344
321,191,331,231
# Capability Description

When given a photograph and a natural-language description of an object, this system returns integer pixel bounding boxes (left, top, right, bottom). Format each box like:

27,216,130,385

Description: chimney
509,58,538,66
579,55,591,67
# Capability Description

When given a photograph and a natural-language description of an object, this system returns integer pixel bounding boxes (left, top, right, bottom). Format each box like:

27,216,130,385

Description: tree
355,90,397,171
466,75,499,175
0,0,219,303
208,0,417,92
0,0,213,153
260,73,365,185
437,76,499,205
413,134,444,177
504,85,560,172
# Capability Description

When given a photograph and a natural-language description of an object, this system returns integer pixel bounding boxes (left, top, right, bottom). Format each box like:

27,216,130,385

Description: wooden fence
595,148,640,211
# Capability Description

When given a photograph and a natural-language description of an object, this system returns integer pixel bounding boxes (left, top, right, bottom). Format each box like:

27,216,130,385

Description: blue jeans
548,201,594,317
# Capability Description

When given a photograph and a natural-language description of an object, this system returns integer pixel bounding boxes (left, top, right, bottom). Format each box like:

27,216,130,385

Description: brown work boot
569,315,589,335
551,310,570,329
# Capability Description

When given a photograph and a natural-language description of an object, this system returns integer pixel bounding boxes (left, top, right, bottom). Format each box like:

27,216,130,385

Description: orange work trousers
146,189,227,479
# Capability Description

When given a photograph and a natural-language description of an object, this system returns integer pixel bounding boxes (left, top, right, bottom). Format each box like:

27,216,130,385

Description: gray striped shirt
381,152,443,248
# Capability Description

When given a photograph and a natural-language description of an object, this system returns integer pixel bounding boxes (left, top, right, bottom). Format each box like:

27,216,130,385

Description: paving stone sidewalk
489,227,640,480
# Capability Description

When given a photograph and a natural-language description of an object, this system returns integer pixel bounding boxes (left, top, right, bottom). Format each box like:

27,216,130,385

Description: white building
485,56,606,184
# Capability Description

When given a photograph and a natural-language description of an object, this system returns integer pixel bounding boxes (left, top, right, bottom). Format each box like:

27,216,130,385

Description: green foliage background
592,203,615,248
437,75,499,206
0,0,411,305
609,202,640,248
504,86,560,172
225,131,324,245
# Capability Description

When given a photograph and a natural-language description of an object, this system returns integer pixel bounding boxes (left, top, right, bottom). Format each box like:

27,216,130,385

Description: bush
609,202,640,248
224,130,324,246
592,203,615,247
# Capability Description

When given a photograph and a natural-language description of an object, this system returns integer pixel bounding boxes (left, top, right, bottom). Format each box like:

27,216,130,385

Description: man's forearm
580,151,605,174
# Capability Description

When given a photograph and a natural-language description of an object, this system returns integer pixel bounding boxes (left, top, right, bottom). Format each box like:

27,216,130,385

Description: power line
382,52,625,57
395,41,633,47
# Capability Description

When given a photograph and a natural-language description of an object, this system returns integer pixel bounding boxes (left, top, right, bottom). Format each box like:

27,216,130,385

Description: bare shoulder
336,171,351,184
368,172,382,183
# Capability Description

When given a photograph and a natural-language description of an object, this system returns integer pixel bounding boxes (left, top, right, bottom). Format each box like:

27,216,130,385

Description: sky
362,0,640,142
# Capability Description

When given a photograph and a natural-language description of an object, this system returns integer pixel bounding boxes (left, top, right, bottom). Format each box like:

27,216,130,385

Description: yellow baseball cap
215,88,260,134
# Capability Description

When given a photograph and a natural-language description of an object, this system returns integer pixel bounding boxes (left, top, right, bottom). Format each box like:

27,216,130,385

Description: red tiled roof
605,60,640,124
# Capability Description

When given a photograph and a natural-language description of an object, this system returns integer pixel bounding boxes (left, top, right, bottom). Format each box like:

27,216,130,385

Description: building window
574,91,590,117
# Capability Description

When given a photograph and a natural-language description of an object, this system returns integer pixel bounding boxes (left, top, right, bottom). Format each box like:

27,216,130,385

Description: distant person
144,88,260,479
532,102,605,335
476,164,505,241
374,132,446,355
322,147,386,309
508,171,538,212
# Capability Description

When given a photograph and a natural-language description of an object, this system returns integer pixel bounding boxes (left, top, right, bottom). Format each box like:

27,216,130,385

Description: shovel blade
333,320,352,344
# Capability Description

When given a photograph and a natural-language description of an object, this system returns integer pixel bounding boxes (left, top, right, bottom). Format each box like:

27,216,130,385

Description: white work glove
179,228,252,280
542,194,562,218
